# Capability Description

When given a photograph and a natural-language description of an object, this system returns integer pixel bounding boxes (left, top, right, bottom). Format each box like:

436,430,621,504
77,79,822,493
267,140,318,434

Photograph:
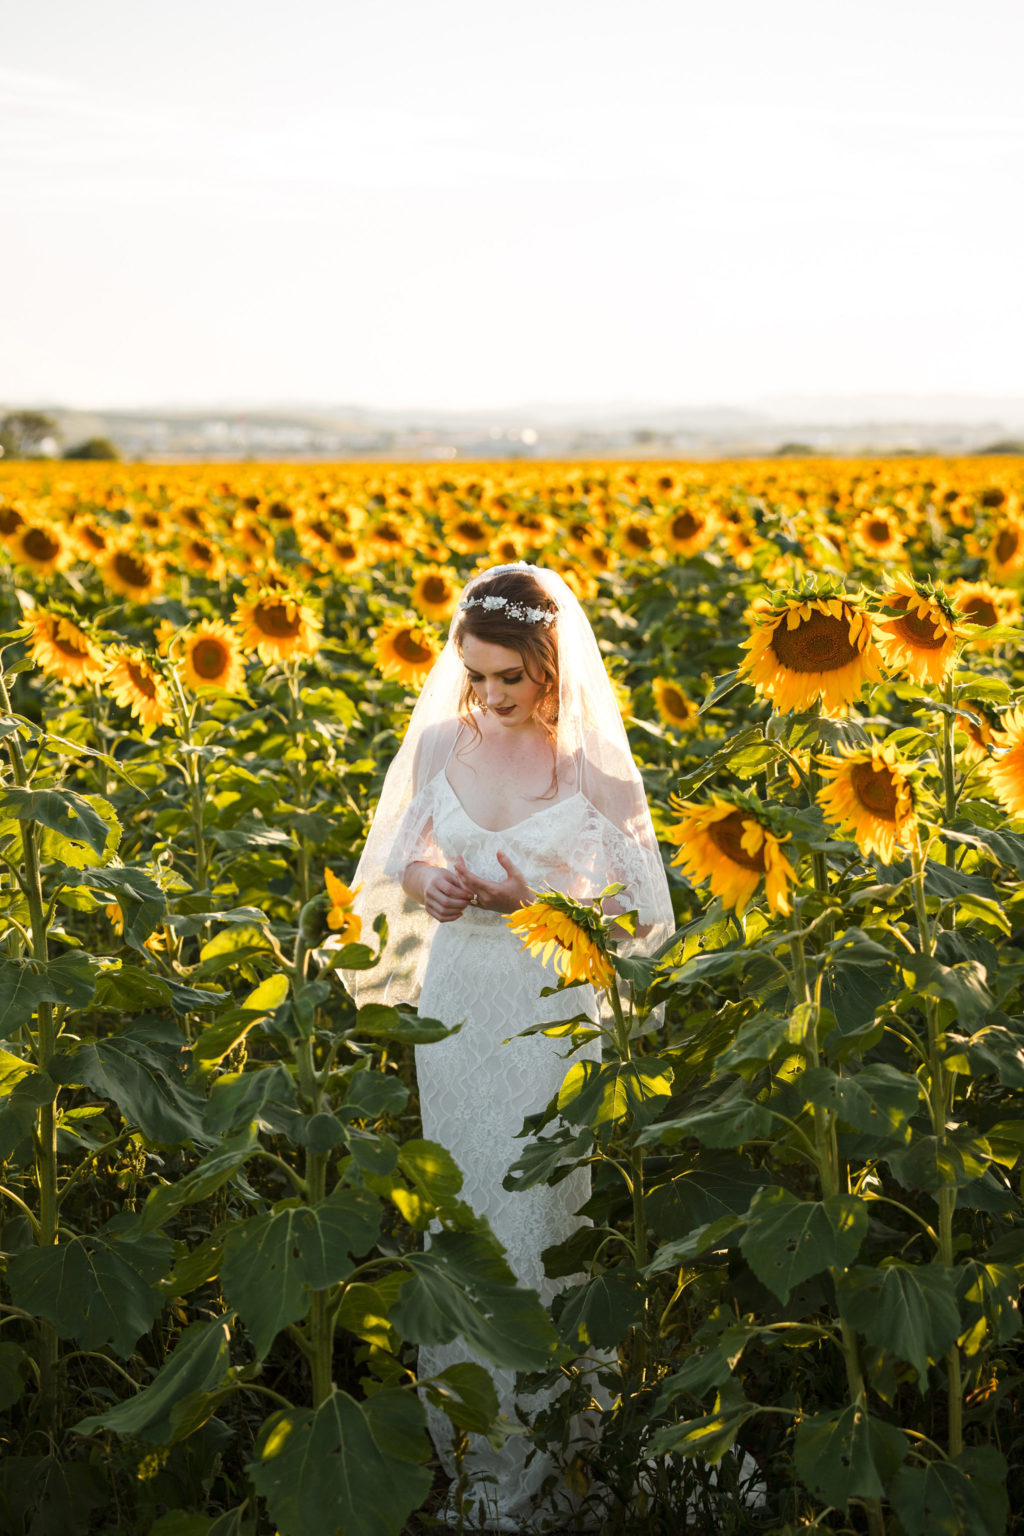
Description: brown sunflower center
393,628,433,665
866,518,892,543
625,524,652,550
376,522,403,544
962,595,999,627
24,527,61,562
850,761,900,820
661,686,689,719
126,661,158,699
114,551,153,589
79,524,107,551
421,575,450,605
995,528,1019,564
455,519,486,542
771,609,858,674
54,629,91,661
335,539,358,560
671,511,701,540
0,507,24,534
707,811,766,872
889,598,948,649
254,601,301,639
189,539,215,565
192,639,230,679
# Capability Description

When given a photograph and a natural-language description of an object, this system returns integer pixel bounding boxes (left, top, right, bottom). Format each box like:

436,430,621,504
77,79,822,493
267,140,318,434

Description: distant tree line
0,410,119,461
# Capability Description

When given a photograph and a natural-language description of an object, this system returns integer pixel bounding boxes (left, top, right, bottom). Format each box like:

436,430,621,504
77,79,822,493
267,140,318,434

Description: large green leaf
248,1391,432,1536
794,1404,906,1506
890,1445,1008,1536
900,954,993,1025
204,1064,298,1134
0,1069,57,1160
956,1261,1022,1355
68,1029,208,1142
557,1058,673,1130
0,787,114,856
0,1341,28,1411
355,1003,458,1045
141,1125,259,1233
0,952,97,1028
420,1361,501,1438
647,1157,769,1237
800,1064,920,1139
502,1126,594,1193
740,1188,867,1303
221,1189,381,1357
391,1230,559,1370
8,1228,171,1358
75,1316,232,1442
837,1263,962,1384
637,1097,772,1149
557,1269,645,1348
646,1380,758,1462
59,862,167,950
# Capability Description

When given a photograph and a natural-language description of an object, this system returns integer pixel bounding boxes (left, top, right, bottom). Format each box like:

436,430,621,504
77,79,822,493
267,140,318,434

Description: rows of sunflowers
1,454,1024,1535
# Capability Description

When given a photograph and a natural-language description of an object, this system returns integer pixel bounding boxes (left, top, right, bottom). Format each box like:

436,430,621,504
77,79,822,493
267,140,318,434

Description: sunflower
106,647,173,728
180,620,247,693
234,586,321,664
875,574,959,686
851,507,906,563
652,678,698,731
986,708,1024,818
410,565,460,624
28,609,106,686
9,522,69,576
102,545,162,603
70,514,112,562
986,518,1024,581
665,794,795,915
663,504,717,558
180,535,225,581
620,519,661,560
950,579,1018,651
444,514,493,556
738,592,882,715
374,619,440,688
325,869,363,939
817,743,917,862
507,896,615,990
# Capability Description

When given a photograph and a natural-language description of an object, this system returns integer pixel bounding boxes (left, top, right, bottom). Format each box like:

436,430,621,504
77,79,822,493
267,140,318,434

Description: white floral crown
458,593,556,625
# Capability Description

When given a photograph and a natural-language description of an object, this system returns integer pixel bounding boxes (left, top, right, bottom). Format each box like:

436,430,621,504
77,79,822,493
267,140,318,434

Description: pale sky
3,0,1023,412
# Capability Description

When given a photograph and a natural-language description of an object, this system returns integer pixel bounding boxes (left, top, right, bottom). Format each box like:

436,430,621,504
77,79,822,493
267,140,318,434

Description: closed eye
468,672,524,683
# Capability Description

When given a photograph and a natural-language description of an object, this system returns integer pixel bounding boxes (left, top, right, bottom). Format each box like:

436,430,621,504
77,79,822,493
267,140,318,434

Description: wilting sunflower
102,545,162,603
954,706,995,766
234,586,321,664
106,647,173,729
374,619,440,688
9,522,69,576
652,678,698,731
180,620,247,693
817,743,917,862
507,895,615,991
986,708,1024,818
410,565,460,624
875,574,960,686
28,609,106,686
851,507,906,563
739,591,882,715
950,579,1018,652
665,794,795,915
324,869,363,941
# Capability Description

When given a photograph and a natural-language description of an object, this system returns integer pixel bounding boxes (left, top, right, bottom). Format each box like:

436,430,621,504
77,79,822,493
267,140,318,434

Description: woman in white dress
345,565,673,1528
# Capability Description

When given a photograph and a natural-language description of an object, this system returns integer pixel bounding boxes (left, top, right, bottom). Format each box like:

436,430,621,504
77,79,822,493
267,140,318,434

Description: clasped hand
424,852,531,922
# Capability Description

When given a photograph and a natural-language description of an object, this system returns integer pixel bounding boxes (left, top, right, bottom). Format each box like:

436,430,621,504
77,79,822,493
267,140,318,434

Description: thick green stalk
910,840,962,1455
296,1036,333,1406
941,674,958,869
286,666,310,907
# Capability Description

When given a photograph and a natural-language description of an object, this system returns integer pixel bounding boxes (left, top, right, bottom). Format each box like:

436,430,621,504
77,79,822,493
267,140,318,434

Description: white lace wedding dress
414,773,652,1528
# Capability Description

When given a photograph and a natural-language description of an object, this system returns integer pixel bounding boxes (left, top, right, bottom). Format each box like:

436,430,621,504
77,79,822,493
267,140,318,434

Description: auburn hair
453,569,559,748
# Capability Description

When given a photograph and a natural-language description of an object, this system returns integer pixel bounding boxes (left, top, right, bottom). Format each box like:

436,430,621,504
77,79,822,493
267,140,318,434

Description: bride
345,564,673,1527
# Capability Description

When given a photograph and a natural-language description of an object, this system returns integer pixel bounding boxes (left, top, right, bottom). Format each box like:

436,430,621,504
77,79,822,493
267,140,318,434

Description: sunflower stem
286,663,311,908
940,672,958,870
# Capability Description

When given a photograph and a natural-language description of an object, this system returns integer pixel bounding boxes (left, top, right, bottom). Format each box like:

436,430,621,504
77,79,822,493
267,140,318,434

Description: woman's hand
422,866,474,923
454,852,533,915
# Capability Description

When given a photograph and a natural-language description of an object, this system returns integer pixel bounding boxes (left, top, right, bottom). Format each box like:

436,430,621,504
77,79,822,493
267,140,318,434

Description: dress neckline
441,773,585,835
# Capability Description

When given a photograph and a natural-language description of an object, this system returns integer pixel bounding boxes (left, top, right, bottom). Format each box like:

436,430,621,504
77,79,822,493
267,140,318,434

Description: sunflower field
2,454,1024,1536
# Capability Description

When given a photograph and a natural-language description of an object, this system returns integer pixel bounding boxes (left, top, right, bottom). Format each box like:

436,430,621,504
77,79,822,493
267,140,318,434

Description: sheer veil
341,563,674,1007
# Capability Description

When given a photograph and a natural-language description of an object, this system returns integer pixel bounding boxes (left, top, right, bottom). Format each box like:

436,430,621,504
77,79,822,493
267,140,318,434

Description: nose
485,680,506,705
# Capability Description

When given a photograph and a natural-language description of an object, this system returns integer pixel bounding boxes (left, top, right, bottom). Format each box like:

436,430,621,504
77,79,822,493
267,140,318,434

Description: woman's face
460,633,545,727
